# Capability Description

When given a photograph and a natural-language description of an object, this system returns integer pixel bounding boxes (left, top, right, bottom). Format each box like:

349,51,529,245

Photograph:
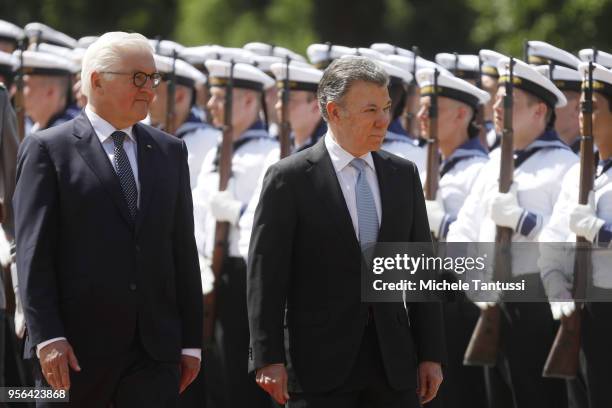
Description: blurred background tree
2,0,612,59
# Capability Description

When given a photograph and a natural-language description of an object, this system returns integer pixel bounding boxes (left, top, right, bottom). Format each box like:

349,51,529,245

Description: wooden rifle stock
465,58,515,366
203,61,235,346
424,69,440,200
279,56,292,159
543,62,595,379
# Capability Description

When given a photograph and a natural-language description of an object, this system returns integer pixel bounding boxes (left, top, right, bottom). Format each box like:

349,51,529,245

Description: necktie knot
350,158,368,173
111,131,127,149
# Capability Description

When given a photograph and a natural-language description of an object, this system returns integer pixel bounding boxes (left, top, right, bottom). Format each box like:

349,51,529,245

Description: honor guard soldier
479,49,506,149
539,62,612,408
0,20,23,53
238,61,325,260
150,53,219,188
527,41,583,152
448,57,578,408
13,49,79,133
417,68,490,408
374,57,427,175
191,58,277,408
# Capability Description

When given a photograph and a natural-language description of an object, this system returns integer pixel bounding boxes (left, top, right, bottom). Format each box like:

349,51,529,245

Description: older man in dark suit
247,56,445,408
13,32,202,407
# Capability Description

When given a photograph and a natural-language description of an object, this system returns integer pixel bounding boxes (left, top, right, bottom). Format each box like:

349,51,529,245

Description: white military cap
270,62,322,92
479,49,505,78
416,67,490,109
0,20,24,44
579,49,612,70
435,53,480,80
154,54,207,87
338,54,412,84
37,43,83,72
386,54,450,77
149,39,184,58
370,43,415,57
243,42,306,62
535,65,582,93
13,49,75,76
179,45,215,67
526,41,581,69
578,62,612,98
252,55,311,75
497,57,566,107
205,59,274,91
76,36,98,49
24,22,77,49
306,43,354,68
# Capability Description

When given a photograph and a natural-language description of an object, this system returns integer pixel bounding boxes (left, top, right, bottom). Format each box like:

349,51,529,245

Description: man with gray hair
14,32,202,406
247,56,445,407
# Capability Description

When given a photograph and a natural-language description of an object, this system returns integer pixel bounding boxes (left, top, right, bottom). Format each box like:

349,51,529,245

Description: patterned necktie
110,131,138,220
350,158,379,247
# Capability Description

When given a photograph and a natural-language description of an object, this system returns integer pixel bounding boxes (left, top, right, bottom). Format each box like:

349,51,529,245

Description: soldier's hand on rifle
569,191,604,242
550,301,576,320
490,183,524,230
208,189,243,225
256,363,290,404
199,255,214,295
0,228,11,268
425,195,446,239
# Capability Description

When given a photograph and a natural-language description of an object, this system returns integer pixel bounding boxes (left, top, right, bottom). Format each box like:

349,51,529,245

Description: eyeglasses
101,71,162,88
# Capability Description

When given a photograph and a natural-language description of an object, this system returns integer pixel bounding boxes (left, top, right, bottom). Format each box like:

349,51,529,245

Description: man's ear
327,101,340,123
91,71,103,95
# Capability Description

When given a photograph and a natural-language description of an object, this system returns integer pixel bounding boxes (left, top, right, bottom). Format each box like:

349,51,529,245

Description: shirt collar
324,130,375,173
84,105,136,144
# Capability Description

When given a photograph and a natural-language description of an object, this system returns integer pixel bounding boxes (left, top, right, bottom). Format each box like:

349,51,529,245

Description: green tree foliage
175,0,317,54
0,0,177,40
469,0,612,56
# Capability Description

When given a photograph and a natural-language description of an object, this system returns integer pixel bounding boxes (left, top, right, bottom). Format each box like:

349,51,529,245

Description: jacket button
129,283,137,291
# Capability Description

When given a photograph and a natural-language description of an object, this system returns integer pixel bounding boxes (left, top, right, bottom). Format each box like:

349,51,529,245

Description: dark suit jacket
247,137,445,393
14,112,202,362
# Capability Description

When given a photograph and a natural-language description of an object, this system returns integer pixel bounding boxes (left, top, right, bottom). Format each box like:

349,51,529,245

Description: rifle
14,43,26,141
165,50,177,135
542,62,595,379
424,69,440,200
464,58,515,366
279,55,292,159
203,61,235,346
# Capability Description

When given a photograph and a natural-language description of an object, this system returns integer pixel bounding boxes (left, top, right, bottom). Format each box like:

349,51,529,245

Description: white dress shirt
37,107,201,361
324,132,382,238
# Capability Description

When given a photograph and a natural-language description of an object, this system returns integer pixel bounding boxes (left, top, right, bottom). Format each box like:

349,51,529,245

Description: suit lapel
306,140,361,256
372,151,396,243
133,124,157,237
73,112,133,227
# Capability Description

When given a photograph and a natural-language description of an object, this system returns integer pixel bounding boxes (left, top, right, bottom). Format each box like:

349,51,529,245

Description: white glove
475,301,497,310
490,184,523,230
199,256,215,295
550,301,576,320
208,189,242,224
425,195,446,239
0,229,11,268
569,191,604,243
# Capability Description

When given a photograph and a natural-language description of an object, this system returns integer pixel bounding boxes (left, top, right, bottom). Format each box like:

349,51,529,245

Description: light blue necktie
350,158,379,247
